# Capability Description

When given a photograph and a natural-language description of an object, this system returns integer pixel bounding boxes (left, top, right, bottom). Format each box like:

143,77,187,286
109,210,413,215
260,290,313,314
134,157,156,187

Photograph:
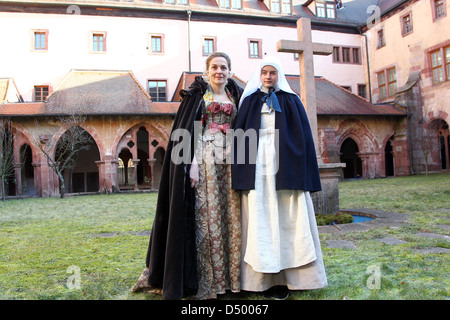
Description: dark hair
205,52,231,70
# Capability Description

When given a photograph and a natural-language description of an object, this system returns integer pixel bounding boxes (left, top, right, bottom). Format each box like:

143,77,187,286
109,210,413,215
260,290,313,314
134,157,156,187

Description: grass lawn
0,173,449,300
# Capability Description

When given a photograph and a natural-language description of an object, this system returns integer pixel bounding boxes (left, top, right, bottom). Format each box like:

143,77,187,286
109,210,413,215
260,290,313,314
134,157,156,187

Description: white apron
243,105,317,273
241,103,327,291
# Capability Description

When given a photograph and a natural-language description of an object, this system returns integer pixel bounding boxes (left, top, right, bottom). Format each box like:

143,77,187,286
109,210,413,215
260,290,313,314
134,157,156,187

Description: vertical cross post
277,18,333,162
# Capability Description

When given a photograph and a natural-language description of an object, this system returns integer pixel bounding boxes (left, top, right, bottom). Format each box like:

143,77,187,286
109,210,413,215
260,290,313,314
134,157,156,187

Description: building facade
364,0,450,173
0,0,448,198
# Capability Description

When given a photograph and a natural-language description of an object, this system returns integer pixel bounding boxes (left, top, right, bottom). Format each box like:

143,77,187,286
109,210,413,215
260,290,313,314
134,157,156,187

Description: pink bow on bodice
210,102,233,115
209,122,230,133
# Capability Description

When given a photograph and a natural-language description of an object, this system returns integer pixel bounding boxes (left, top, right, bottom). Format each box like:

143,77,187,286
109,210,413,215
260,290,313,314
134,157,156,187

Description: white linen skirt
240,116,327,291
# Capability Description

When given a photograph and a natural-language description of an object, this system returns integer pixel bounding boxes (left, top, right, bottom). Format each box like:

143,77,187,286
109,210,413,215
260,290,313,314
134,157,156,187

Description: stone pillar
32,162,41,196
96,154,115,193
132,159,140,191
14,162,22,197
357,152,366,178
95,160,105,193
37,153,52,197
312,163,345,215
110,159,119,193
148,158,156,189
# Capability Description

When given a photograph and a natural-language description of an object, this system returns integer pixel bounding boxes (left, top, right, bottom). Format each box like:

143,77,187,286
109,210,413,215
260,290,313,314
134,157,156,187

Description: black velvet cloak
144,76,242,300
231,89,322,192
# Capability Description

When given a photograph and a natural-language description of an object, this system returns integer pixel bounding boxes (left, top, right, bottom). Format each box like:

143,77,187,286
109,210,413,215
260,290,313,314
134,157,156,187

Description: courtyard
0,173,448,300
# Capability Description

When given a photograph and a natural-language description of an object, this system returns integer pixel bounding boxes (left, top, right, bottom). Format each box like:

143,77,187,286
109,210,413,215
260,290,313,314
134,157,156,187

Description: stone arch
337,119,379,153
114,121,169,190
8,123,41,197
426,118,450,170
117,147,134,189
54,125,101,194
51,122,105,161
111,121,169,159
337,118,379,178
80,124,106,160
10,123,38,163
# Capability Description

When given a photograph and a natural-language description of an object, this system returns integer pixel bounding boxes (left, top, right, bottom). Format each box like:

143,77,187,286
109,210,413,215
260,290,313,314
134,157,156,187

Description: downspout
187,9,192,73
364,33,372,103
360,28,373,103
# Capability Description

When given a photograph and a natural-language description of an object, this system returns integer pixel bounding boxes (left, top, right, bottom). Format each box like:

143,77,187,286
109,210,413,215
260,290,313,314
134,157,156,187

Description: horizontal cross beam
276,39,334,56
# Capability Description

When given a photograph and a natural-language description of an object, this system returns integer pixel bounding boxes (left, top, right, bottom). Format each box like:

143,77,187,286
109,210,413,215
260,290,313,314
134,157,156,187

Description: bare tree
0,118,15,201
34,115,93,198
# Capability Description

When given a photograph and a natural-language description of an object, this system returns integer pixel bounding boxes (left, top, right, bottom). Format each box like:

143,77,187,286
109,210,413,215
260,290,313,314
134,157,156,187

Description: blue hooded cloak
231,89,321,192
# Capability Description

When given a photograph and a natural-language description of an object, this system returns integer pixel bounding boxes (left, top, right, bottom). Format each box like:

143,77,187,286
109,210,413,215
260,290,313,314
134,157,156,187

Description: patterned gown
194,88,241,299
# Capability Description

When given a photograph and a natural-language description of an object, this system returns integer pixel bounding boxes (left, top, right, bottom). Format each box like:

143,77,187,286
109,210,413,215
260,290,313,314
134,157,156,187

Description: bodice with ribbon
198,88,237,159
202,88,237,135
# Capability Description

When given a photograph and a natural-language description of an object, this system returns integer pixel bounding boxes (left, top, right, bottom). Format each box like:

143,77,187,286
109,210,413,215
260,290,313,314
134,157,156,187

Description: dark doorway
439,135,447,169
437,120,449,170
137,127,150,187
340,138,362,179
20,144,35,195
385,137,394,177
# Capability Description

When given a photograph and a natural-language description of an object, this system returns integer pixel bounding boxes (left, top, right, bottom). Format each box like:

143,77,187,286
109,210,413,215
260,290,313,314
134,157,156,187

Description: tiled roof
300,0,410,25
4,0,395,28
315,77,406,116
149,102,180,115
285,75,406,116
0,71,405,117
0,102,44,116
299,0,381,26
172,72,198,102
0,70,181,116
0,101,180,116
44,70,153,115
377,0,411,15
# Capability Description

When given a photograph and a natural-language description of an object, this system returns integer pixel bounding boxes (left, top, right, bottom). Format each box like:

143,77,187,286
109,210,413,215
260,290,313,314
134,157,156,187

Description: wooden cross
277,18,333,161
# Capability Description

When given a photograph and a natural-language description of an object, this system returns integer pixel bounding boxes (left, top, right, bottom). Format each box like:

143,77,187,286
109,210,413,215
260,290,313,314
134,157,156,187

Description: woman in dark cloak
131,52,243,300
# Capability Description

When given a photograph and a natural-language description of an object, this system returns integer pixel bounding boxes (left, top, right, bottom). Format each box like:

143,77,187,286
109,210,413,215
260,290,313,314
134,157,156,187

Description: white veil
239,55,297,108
